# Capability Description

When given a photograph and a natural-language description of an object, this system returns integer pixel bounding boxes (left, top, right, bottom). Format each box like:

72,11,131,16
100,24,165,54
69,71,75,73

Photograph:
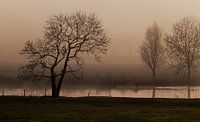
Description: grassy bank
0,96,200,121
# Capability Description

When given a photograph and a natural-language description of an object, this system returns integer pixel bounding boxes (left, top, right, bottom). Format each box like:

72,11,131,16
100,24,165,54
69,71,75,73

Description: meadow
1,96,200,121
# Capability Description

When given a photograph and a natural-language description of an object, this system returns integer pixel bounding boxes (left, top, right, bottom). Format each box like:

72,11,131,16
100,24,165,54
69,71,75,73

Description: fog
2,0,200,64
1,0,200,89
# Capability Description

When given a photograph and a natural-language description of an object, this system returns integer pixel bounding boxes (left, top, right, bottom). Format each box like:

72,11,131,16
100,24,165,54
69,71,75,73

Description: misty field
0,97,200,121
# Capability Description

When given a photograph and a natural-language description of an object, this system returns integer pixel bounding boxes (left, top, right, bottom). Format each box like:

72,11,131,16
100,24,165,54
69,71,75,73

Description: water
1,86,200,98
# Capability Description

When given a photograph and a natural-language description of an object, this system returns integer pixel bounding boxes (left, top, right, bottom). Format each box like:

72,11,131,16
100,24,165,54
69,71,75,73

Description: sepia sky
1,0,200,65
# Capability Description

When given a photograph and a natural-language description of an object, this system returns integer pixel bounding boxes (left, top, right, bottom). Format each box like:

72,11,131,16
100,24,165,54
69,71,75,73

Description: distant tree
19,12,110,97
165,17,200,98
140,22,164,98
140,22,165,80
165,17,200,80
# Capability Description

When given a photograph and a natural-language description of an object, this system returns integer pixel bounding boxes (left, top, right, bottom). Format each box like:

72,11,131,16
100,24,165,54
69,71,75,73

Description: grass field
1,96,200,122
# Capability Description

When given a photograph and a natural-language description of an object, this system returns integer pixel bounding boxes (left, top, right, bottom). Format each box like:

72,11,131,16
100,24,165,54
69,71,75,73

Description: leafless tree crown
165,16,200,79
18,12,110,96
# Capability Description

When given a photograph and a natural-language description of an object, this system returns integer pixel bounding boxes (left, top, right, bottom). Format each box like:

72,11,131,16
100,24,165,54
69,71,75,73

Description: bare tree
165,17,200,98
165,17,200,80
140,22,164,98
18,12,110,97
140,22,164,80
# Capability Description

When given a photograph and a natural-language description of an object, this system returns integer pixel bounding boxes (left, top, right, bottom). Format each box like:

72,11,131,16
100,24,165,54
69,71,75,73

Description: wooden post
88,91,91,97
45,88,47,97
24,89,26,97
2,90,4,96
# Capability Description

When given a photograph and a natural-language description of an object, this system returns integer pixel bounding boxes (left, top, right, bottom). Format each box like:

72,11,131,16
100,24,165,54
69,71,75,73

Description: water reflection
1,86,200,98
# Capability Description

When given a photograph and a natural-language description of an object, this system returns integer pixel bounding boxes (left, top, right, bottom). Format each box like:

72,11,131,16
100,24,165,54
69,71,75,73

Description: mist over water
1,86,200,99
1,63,200,89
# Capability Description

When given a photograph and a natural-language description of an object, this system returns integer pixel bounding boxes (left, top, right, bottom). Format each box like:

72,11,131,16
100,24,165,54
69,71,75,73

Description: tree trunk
51,77,63,97
187,66,191,99
51,77,59,97
51,82,58,97
187,86,190,99
52,88,60,97
152,68,156,98
187,66,191,80
153,69,156,80
56,80,63,97
152,86,156,98
57,76,64,96
52,53,69,97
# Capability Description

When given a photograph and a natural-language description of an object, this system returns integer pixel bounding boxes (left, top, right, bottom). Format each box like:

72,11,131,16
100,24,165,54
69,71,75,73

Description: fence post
24,89,26,97
45,88,47,97
88,91,91,97
2,90,4,96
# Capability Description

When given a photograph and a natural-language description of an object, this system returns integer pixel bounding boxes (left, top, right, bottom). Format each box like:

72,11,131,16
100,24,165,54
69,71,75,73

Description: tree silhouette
165,16,200,98
19,12,110,97
140,22,165,98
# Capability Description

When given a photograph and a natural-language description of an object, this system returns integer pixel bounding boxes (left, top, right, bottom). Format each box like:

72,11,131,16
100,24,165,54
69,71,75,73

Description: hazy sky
1,0,200,65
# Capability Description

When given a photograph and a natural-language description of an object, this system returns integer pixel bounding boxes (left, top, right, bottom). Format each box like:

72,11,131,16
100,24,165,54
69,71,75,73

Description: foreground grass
0,97,200,122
